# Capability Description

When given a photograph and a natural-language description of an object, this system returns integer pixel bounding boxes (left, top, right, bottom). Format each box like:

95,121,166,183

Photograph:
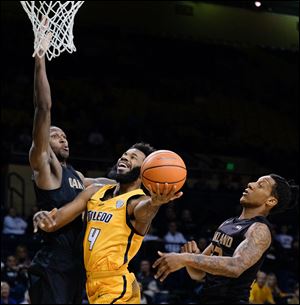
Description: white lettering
69,178,84,189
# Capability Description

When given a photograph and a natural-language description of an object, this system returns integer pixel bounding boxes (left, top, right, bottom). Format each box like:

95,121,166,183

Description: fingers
152,253,170,282
154,264,170,282
181,243,188,253
152,252,165,268
170,191,183,201
167,184,176,196
157,270,170,282
156,183,161,195
180,241,199,254
187,241,194,253
33,18,53,58
149,182,183,206
49,208,58,217
33,210,57,233
33,221,39,233
163,185,183,201
191,240,200,254
152,257,163,269
147,184,153,195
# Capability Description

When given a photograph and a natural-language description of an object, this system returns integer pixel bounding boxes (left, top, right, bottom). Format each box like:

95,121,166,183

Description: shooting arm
129,184,183,235
133,196,162,221
128,196,160,236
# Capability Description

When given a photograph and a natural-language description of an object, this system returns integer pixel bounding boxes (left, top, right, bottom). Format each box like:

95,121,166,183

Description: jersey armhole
125,195,145,237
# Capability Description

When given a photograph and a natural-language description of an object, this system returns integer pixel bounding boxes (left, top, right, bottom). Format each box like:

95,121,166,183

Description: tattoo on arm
232,222,272,274
186,243,213,281
186,223,271,278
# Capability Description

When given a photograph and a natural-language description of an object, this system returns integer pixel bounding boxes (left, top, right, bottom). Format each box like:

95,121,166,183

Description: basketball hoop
20,1,85,60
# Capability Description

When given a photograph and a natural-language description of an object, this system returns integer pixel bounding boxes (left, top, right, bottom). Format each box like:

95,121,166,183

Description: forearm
186,266,206,281
34,56,51,109
53,203,84,231
30,57,52,157
50,185,98,231
133,198,160,223
184,253,242,278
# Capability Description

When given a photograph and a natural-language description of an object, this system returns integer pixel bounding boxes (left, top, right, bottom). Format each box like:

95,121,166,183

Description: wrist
173,253,189,269
149,197,163,207
185,253,198,267
35,55,45,66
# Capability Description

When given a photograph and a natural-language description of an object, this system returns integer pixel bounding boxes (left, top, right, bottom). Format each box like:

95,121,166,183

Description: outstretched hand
33,208,58,233
147,183,183,206
152,251,185,282
33,16,53,58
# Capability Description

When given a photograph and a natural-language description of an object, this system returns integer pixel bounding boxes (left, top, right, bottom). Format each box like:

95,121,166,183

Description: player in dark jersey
153,174,299,304
28,32,114,304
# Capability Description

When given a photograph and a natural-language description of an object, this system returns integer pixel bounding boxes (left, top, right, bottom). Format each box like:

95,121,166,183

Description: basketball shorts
86,271,140,304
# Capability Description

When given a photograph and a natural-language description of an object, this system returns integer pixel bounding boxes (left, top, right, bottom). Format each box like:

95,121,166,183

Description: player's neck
115,181,141,195
239,208,267,219
60,161,67,167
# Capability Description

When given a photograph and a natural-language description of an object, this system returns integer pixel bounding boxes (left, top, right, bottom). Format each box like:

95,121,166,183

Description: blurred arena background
1,1,299,304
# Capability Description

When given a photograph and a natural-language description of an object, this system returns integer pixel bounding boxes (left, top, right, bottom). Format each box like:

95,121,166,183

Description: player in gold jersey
34,142,183,304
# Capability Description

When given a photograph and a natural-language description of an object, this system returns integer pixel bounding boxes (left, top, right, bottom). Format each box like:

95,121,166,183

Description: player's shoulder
75,170,85,181
246,222,272,240
248,220,270,231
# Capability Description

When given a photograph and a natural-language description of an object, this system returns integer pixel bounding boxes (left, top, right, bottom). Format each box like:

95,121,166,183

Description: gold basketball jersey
83,184,145,273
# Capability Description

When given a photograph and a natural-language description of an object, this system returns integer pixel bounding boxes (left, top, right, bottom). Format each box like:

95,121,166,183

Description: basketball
141,150,187,193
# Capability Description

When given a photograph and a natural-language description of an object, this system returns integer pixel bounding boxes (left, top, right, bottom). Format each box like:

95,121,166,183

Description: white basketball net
20,1,85,60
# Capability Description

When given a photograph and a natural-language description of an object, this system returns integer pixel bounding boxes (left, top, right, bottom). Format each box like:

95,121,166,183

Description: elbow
212,269,239,278
231,271,241,278
212,266,242,278
192,273,206,282
232,267,244,278
229,257,245,278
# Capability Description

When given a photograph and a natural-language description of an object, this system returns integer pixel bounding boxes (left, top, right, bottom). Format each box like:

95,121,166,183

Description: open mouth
118,162,130,169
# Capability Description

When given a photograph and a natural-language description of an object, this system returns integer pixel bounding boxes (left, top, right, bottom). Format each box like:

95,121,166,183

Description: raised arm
34,184,101,232
128,183,183,235
29,31,53,172
153,222,271,281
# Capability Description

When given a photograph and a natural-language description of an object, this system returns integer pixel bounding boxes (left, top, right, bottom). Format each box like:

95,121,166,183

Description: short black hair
269,174,299,215
130,142,156,158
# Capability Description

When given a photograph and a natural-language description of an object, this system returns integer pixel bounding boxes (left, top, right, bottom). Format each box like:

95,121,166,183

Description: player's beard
107,165,141,184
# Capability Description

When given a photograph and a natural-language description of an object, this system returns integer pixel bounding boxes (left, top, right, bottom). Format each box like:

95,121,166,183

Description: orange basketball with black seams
141,150,187,193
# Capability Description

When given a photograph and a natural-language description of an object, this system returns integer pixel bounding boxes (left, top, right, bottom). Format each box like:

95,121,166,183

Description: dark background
1,1,298,220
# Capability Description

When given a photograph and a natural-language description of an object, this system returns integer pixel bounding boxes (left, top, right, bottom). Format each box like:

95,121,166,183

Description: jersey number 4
88,228,101,250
